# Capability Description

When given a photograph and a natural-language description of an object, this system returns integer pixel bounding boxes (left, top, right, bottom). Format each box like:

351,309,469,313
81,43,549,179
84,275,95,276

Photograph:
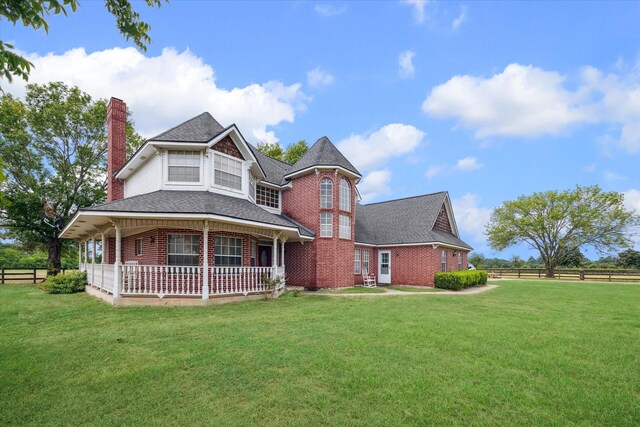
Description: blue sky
4,1,640,258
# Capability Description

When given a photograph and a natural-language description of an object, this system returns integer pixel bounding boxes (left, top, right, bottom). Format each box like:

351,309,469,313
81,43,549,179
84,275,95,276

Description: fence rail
486,268,640,282
0,268,68,284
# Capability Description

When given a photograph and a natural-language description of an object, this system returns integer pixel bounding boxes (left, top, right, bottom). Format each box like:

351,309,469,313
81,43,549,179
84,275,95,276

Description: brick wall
282,171,356,288
212,136,244,160
107,98,126,202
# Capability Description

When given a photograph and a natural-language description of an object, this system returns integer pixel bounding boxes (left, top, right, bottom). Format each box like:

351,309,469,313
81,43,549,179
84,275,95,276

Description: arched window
320,178,333,209
339,178,351,212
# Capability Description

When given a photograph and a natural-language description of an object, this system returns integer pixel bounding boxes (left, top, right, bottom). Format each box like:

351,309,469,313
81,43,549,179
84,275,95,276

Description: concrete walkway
302,284,498,297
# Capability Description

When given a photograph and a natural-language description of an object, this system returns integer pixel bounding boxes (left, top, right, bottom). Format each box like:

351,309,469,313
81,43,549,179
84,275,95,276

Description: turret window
168,151,200,183
320,178,333,209
339,178,351,212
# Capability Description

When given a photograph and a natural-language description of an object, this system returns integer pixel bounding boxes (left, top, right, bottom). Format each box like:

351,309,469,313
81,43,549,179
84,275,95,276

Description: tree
486,185,639,278
257,140,309,164
0,82,142,276
283,140,309,164
0,0,165,89
617,249,640,269
557,246,587,268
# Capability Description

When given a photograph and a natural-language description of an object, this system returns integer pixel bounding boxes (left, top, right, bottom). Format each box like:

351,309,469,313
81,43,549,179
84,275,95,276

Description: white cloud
582,164,597,173
454,156,483,171
4,47,307,142
358,169,392,202
452,6,468,29
314,4,346,17
398,50,416,79
623,189,640,213
452,193,492,241
426,165,445,179
307,67,335,88
423,63,593,138
402,0,429,24
337,123,425,171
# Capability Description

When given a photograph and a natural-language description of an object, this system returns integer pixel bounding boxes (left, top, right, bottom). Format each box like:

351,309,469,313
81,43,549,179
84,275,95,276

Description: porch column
272,236,278,268
77,240,82,271
280,237,287,269
202,222,209,300
91,238,96,286
83,240,88,266
100,232,105,290
114,225,121,298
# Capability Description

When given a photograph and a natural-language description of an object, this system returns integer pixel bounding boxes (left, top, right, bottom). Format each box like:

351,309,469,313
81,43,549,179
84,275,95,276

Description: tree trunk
544,261,556,278
47,237,62,277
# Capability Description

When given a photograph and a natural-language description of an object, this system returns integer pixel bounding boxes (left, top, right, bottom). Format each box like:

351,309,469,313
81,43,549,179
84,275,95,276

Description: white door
378,250,391,284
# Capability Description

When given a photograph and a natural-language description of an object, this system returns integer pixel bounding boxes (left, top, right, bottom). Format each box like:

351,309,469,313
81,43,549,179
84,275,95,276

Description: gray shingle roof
82,191,314,237
286,136,361,177
355,192,472,249
248,144,291,185
149,113,226,142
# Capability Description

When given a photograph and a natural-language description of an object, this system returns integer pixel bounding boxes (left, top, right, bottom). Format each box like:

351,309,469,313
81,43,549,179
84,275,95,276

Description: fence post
518,269,521,278
33,268,37,284
538,269,541,279
579,270,585,281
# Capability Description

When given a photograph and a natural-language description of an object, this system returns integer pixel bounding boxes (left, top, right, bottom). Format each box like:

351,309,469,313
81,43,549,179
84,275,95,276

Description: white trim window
339,178,351,212
256,185,279,208
320,212,332,237
168,151,200,183
167,234,199,266
354,249,361,274
441,249,447,272
363,250,370,274
458,252,462,271
135,238,143,256
215,236,242,266
339,214,351,239
249,173,257,201
214,152,243,191
320,178,333,209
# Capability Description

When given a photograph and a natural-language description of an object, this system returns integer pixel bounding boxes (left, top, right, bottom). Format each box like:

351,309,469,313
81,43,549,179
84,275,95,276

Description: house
60,98,472,305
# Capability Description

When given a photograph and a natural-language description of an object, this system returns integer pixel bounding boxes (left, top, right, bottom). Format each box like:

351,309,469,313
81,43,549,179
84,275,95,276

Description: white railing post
100,232,105,291
78,240,82,271
91,238,96,286
202,223,209,300
114,225,121,298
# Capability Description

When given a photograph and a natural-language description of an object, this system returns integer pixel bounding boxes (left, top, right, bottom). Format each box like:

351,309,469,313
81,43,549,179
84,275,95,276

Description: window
458,253,462,271
320,178,333,209
363,250,370,274
339,178,351,212
256,185,279,208
251,241,256,267
214,153,243,191
441,249,447,272
354,249,361,274
167,234,199,266
320,212,332,237
168,151,200,182
135,238,143,256
339,214,351,239
215,237,242,266
249,173,257,200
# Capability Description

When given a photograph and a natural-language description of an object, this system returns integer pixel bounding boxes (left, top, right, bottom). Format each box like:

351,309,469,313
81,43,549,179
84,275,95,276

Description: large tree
0,0,165,89
0,82,143,276
257,140,309,164
486,185,639,277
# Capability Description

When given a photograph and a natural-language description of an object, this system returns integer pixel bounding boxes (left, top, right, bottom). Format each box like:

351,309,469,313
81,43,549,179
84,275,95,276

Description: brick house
61,98,472,304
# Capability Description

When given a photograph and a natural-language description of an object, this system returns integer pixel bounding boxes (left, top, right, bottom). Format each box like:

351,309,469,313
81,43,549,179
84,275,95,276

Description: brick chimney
107,97,126,202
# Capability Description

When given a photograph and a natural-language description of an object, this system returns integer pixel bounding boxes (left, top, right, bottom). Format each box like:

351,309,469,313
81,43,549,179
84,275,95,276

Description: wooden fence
486,268,640,282
0,268,67,284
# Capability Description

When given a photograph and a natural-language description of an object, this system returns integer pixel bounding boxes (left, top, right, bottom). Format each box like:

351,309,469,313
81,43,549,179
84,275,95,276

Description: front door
378,250,391,284
258,245,272,267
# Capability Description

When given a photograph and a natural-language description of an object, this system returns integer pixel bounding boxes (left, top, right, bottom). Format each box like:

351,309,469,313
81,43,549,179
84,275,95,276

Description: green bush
434,270,488,290
39,271,87,294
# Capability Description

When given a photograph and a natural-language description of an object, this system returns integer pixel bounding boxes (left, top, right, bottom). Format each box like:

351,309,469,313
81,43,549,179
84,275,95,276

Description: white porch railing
211,266,281,295
121,265,203,297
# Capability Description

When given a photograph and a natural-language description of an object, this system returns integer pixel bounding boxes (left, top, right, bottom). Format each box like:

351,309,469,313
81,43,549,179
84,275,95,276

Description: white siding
124,154,162,197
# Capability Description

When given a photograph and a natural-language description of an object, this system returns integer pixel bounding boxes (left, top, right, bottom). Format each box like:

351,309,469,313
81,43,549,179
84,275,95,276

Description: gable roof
285,136,361,178
355,192,472,249
81,190,314,237
149,112,226,142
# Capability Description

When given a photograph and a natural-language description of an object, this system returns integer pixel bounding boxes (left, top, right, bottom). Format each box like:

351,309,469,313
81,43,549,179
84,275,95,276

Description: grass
321,286,387,294
1,280,639,426
388,285,446,292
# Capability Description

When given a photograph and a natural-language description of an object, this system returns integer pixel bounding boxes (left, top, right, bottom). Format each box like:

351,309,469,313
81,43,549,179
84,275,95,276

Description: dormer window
256,185,279,209
168,151,200,182
214,152,242,191
339,178,351,212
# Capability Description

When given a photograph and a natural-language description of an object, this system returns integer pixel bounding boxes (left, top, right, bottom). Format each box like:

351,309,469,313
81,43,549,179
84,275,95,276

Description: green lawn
1,280,638,426
388,285,446,292
321,286,387,294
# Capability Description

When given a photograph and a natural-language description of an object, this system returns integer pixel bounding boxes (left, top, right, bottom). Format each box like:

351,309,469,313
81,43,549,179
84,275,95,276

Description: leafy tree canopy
257,140,309,165
616,249,640,269
0,82,143,275
0,0,165,89
486,185,639,277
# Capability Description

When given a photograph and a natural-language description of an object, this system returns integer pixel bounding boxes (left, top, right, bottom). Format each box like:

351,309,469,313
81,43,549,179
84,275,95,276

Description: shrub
434,270,488,290
39,271,87,294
